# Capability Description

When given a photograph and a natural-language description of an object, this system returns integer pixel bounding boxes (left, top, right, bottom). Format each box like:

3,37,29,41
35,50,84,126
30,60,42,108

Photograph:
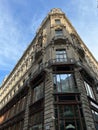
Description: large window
29,111,43,130
84,81,95,99
53,73,76,92
56,49,67,62
54,94,86,130
33,82,44,103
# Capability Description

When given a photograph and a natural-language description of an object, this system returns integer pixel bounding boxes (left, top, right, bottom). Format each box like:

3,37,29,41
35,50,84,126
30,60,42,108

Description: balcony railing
47,58,75,67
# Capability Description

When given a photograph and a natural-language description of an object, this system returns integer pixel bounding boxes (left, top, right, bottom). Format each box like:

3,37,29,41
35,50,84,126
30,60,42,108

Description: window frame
33,82,44,103
84,81,95,100
56,49,67,62
55,19,61,24
55,29,63,36
54,94,86,130
53,73,77,93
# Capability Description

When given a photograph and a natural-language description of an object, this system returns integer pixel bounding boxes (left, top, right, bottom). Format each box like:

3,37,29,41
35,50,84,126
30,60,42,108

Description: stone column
44,70,55,130
74,68,96,130
23,83,31,130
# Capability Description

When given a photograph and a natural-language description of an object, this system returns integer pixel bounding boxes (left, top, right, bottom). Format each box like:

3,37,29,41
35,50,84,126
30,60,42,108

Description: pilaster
74,68,96,130
44,70,55,130
23,83,31,130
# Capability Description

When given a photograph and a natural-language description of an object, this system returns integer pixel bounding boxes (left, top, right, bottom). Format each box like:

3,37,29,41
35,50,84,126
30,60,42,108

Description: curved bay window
54,94,87,130
53,73,77,93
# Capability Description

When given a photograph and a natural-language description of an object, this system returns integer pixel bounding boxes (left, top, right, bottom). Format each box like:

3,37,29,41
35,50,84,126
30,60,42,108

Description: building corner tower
0,8,98,130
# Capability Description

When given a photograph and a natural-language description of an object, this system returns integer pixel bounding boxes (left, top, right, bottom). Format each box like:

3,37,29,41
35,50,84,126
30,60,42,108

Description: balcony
76,61,95,81
30,64,46,85
53,35,66,40
47,58,76,67
35,48,42,60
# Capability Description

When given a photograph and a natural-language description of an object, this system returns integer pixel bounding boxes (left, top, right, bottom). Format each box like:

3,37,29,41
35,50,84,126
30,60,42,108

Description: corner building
0,8,98,130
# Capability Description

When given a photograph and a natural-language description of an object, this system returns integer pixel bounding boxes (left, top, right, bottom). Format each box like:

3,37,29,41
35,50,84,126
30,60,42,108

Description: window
55,104,86,130
56,49,67,62
55,29,63,36
33,82,44,103
84,81,95,99
53,73,77,92
55,19,61,24
30,111,43,130
54,94,86,130
92,110,98,130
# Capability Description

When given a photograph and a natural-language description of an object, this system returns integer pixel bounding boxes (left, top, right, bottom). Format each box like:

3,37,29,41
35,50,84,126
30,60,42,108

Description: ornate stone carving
50,8,63,14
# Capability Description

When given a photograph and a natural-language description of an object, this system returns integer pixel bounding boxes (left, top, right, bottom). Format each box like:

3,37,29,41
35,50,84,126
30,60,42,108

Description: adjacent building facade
0,8,98,130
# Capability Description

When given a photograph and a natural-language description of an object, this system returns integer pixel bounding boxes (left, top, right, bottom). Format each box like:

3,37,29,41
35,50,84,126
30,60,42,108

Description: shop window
56,49,67,62
84,81,95,99
53,73,77,93
33,82,44,103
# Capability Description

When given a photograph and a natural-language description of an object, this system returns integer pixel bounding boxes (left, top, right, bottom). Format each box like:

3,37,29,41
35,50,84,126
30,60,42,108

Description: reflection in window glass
33,82,44,103
53,74,76,92
84,81,95,99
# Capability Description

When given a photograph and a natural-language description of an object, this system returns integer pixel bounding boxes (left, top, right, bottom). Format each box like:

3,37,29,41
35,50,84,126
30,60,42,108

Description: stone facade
0,8,98,130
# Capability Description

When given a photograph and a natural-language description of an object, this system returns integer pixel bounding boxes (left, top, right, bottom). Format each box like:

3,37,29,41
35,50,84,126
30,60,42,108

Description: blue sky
0,0,98,84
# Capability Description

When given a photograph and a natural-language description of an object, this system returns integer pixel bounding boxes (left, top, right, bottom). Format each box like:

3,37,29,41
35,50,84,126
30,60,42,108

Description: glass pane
55,106,58,118
61,74,69,92
53,73,77,93
60,120,64,130
33,82,44,102
95,123,98,130
56,50,66,62
84,81,95,99
57,75,61,92
74,105,79,117
76,120,82,130
55,120,59,130
59,106,64,118
64,106,74,117
95,112,98,122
